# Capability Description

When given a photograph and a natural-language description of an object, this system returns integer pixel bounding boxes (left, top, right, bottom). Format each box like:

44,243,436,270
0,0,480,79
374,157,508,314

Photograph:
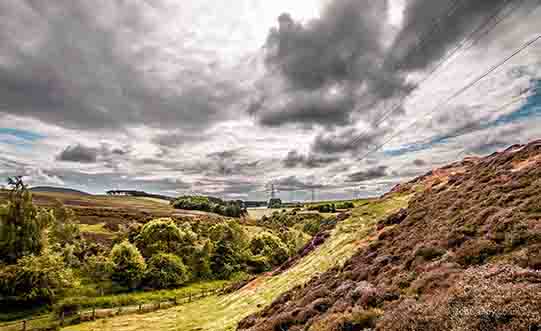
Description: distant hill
30,186,92,196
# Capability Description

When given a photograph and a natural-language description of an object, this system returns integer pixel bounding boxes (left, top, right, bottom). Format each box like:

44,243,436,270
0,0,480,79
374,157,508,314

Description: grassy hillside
239,140,541,331
64,195,410,331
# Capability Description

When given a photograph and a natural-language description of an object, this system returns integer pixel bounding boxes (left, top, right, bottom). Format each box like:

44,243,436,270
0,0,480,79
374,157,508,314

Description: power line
355,33,541,163
349,0,527,149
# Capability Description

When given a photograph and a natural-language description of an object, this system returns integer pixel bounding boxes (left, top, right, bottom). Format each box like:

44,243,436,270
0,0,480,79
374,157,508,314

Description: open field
65,194,410,331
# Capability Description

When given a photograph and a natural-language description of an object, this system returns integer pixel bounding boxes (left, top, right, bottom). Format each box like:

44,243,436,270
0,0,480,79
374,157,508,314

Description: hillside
238,140,541,331
60,140,541,331
64,196,409,331
30,186,92,195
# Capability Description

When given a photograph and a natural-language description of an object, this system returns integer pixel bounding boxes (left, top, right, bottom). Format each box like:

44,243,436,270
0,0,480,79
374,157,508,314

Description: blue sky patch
0,128,44,142
384,80,541,157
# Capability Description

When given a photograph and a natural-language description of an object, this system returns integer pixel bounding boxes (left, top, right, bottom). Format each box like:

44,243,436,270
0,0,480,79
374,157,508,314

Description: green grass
79,223,113,235
60,280,232,311
65,194,410,331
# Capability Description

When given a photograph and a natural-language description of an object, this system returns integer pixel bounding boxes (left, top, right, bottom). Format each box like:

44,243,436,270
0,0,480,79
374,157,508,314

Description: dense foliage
110,241,146,289
171,195,245,217
307,203,337,213
145,253,190,289
0,177,54,264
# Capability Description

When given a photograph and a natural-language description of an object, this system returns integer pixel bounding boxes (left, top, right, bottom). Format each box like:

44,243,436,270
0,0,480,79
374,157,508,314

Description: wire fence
0,286,226,331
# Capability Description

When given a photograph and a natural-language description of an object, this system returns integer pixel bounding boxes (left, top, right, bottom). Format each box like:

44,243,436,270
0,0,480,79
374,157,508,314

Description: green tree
210,239,243,279
145,253,190,289
249,233,290,266
189,241,213,279
0,177,54,264
83,253,112,284
135,218,196,258
0,250,78,303
49,203,81,247
110,241,146,289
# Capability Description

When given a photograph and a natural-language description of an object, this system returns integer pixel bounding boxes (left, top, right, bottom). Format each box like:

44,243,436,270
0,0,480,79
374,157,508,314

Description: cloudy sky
1,0,540,201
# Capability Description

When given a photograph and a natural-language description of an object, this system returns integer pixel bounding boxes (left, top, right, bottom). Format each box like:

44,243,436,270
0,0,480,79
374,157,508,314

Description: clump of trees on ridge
171,195,245,217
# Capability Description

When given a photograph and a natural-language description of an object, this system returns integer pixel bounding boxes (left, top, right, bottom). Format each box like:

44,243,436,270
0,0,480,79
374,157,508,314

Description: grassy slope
65,194,410,331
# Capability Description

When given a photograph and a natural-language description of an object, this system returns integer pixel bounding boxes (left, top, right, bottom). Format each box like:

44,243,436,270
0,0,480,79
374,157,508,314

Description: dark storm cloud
56,144,99,163
152,133,208,149
0,1,243,131
252,0,413,128
387,0,535,71
282,150,339,169
413,159,427,167
346,166,388,183
311,128,388,155
271,176,325,192
258,91,356,128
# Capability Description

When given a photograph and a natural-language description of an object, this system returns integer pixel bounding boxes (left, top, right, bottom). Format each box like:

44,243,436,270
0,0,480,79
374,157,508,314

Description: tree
83,253,112,284
135,218,196,258
145,253,190,289
0,250,78,303
110,241,146,289
249,233,290,266
189,241,213,279
0,177,54,264
210,239,243,279
49,203,81,247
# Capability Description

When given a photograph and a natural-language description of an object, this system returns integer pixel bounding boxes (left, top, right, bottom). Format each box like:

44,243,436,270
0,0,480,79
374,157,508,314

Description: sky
0,0,540,201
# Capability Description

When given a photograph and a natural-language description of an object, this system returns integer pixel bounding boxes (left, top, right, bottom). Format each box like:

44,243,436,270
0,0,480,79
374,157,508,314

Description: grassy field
65,194,410,331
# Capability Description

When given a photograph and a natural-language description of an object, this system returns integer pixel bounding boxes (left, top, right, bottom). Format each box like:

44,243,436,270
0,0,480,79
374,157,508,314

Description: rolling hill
30,186,92,195
63,139,541,331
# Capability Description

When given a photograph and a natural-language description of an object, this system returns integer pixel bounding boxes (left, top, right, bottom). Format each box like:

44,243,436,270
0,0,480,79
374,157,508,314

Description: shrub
145,253,190,289
336,202,355,209
246,254,271,273
415,246,446,261
110,241,146,289
1,251,78,303
83,254,112,283
249,233,290,266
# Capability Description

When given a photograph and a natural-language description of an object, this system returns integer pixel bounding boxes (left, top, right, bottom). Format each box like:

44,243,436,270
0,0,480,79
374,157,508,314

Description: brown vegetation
238,140,541,331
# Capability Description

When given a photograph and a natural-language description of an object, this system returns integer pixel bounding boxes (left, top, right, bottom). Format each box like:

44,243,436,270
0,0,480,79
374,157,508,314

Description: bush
145,253,190,289
110,241,146,289
336,202,354,209
249,233,290,266
83,254,112,283
1,251,78,304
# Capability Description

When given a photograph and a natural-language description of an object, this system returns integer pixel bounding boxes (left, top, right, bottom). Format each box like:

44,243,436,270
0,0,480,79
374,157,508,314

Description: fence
0,286,225,331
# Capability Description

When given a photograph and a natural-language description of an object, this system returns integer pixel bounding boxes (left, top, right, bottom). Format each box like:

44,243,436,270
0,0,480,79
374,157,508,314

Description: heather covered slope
238,140,541,331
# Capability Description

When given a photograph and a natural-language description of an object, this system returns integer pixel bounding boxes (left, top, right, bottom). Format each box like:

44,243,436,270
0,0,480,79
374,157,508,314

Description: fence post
173,297,177,305
189,293,192,302
92,307,96,320
22,320,26,331
118,307,122,315
157,302,160,310
138,304,142,312
60,311,65,327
